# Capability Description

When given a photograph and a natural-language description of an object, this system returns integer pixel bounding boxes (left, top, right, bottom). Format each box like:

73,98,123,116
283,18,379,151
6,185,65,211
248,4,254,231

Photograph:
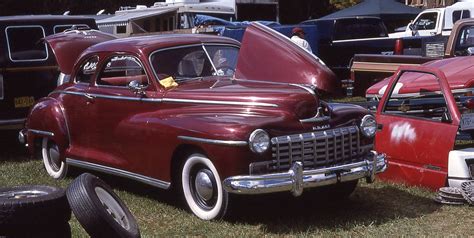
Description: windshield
149,44,239,81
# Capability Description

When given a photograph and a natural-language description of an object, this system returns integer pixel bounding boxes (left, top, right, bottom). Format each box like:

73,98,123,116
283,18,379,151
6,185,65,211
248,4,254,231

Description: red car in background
374,65,474,190
20,23,386,221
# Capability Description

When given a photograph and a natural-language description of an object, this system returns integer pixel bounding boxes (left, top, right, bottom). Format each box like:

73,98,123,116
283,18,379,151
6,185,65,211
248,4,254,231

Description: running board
66,158,171,189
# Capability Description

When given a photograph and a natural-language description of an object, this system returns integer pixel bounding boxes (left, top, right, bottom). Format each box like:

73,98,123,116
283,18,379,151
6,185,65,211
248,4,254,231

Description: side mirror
408,23,414,31
128,80,147,96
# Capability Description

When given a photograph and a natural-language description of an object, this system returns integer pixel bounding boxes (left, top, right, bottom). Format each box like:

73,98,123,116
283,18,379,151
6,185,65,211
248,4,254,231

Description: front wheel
42,137,68,179
181,154,228,220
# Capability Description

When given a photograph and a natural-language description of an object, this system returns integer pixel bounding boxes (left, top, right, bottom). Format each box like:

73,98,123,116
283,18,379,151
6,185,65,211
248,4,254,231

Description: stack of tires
0,173,140,237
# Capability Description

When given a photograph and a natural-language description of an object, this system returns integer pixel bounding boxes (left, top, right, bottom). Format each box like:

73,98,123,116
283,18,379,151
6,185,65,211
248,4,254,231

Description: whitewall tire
42,137,68,179
181,154,228,220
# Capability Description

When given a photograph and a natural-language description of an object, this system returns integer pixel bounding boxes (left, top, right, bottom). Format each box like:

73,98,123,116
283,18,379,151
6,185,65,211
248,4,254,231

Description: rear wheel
181,154,228,220
42,137,67,179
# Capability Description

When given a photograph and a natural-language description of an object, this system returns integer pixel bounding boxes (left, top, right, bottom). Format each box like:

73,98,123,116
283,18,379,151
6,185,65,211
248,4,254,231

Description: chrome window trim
74,55,99,84
52,90,278,107
28,129,54,137
0,74,3,100
66,158,171,189
178,135,248,146
95,54,150,88
53,24,89,34
5,25,48,62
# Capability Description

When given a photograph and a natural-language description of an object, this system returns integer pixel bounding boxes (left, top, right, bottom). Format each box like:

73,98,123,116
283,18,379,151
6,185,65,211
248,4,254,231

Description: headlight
360,115,377,138
249,129,270,153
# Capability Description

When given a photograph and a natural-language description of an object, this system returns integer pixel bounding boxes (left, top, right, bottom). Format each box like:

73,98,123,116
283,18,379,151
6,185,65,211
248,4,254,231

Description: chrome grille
270,126,364,172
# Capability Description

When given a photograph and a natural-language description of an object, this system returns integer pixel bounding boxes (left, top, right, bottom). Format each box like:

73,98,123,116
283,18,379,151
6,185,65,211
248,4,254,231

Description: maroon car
20,23,387,220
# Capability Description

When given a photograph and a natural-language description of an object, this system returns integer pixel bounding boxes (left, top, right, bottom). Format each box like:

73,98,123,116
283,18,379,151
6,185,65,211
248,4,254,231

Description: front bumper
223,151,387,197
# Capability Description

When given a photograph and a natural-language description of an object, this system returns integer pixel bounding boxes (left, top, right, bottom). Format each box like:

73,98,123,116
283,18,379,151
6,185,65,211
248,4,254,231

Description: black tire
2,222,71,238
66,173,140,238
0,185,71,232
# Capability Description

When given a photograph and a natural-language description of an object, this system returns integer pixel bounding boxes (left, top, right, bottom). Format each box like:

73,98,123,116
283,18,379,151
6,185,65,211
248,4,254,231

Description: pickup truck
221,16,427,96
352,18,474,97
301,16,425,84
373,65,474,189
390,0,474,38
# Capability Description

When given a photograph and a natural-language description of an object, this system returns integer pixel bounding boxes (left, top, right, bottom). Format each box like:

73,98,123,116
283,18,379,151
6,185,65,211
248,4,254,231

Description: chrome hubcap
195,170,214,202
0,190,48,199
95,187,130,230
48,143,61,172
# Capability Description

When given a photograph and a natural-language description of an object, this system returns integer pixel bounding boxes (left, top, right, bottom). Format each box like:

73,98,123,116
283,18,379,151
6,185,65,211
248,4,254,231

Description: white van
390,0,474,37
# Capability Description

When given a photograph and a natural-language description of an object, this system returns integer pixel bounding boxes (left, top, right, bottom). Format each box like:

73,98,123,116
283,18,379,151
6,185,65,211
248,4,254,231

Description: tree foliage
329,0,362,10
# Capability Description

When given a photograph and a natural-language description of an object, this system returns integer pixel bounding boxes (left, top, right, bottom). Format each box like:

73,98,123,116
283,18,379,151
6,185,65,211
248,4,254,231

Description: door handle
377,124,383,131
83,93,95,104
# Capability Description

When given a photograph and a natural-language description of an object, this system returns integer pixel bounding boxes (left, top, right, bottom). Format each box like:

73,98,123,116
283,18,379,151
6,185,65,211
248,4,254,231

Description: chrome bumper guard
223,151,387,197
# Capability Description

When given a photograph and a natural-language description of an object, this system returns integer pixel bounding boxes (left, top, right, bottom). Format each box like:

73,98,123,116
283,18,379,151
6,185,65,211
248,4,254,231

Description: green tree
330,0,362,10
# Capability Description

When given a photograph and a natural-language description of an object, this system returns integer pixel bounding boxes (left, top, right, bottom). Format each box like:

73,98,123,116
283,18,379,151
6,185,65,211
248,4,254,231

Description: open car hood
235,22,339,95
45,30,117,75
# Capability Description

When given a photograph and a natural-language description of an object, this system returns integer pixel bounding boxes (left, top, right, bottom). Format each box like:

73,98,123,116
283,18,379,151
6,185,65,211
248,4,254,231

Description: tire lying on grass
66,173,140,238
0,185,71,234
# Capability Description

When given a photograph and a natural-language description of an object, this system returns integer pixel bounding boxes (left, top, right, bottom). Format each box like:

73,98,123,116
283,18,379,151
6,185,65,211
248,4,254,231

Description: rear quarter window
5,25,48,62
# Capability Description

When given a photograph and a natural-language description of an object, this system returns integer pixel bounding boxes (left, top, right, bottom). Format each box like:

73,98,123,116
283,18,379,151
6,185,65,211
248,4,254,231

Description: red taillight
394,39,404,55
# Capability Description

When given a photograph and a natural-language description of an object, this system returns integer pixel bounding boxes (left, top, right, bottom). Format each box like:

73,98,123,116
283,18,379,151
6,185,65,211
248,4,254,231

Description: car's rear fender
25,97,69,158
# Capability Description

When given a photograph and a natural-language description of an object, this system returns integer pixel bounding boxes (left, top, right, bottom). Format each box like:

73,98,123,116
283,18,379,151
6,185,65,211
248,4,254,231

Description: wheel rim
47,142,61,172
95,187,130,230
190,166,218,211
0,190,48,199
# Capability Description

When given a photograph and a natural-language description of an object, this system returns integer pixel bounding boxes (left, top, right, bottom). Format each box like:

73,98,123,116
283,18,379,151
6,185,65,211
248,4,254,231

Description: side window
383,72,449,122
75,56,99,84
5,26,48,61
413,13,438,30
150,46,213,79
97,55,148,87
453,10,471,24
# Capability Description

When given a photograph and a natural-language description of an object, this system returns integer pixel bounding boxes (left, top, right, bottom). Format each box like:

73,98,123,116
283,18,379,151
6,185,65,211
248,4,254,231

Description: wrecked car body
375,65,474,189
20,23,387,220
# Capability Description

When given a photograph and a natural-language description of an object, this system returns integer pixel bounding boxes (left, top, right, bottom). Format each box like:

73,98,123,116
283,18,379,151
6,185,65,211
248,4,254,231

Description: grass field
1,132,473,237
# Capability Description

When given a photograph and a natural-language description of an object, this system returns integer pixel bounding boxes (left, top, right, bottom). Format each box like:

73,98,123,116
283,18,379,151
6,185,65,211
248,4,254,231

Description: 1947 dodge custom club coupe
20,23,387,220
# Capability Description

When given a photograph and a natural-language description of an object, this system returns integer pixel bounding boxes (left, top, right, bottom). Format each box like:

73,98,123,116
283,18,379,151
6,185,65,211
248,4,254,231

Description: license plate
14,96,35,108
461,113,474,131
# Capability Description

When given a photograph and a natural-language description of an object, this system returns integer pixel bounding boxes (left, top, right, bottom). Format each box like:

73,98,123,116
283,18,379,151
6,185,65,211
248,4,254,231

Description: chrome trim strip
5,25,48,62
0,118,25,125
28,129,54,137
300,115,330,123
66,158,171,189
178,136,248,146
162,98,278,107
52,90,277,107
289,84,316,96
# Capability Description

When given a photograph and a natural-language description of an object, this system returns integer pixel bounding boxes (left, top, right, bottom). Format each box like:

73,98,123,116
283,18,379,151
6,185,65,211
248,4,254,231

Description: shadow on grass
0,130,28,161
226,185,440,234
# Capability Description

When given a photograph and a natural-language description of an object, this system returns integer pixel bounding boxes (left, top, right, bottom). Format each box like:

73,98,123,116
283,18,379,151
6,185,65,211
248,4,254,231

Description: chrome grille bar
270,126,366,172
